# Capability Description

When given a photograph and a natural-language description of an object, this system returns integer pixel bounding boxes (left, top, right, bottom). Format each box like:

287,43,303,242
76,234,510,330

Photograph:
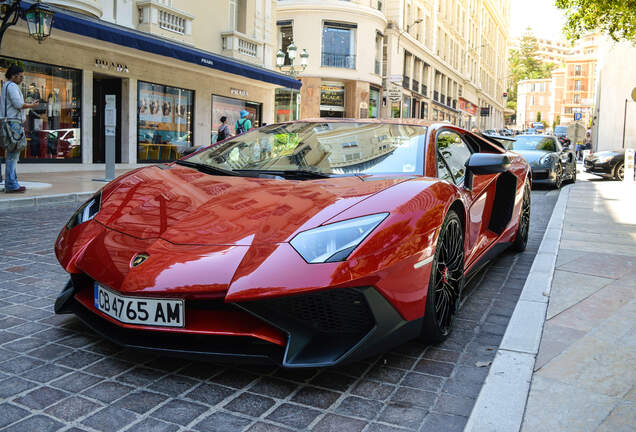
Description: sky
510,0,567,41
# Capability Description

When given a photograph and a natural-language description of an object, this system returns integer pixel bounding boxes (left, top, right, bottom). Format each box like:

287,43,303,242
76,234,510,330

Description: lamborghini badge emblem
131,253,149,268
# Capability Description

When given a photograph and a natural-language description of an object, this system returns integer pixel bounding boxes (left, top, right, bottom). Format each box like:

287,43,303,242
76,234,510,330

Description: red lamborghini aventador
54,120,531,367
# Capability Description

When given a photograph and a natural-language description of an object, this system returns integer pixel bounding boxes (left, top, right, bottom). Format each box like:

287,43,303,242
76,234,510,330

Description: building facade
0,0,297,169
277,0,510,129
516,78,552,128
591,38,636,152
515,34,598,130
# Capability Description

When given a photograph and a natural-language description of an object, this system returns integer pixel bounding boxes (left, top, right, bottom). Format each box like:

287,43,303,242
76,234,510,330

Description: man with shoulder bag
1,65,38,193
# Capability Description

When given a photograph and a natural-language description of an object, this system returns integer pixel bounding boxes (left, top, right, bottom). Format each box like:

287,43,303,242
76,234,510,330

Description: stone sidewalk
0,169,136,209
521,175,636,432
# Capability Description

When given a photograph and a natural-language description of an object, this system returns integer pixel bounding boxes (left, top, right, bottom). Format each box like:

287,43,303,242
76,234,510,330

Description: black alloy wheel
553,163,563,189
511,180,531,252
422,210,465,343
614,162,624,181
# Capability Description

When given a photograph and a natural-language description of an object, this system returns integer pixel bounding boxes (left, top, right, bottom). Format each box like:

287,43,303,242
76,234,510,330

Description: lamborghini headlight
290,213,389,263
66,193,101,230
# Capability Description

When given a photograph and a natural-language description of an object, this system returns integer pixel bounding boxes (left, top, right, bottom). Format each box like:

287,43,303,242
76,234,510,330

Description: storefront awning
19,1,301,90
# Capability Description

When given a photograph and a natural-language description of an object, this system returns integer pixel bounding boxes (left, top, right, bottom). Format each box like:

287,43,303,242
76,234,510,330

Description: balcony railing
412,79,420,93
221,32,262,59
433,90,439,102
403,76,410,89
321,53,356,69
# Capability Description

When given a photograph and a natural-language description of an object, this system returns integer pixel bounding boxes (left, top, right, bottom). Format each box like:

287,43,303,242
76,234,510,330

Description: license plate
94,284,184,328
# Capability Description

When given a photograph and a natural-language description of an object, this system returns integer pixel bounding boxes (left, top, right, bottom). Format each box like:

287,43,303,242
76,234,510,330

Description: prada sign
95,58,129,73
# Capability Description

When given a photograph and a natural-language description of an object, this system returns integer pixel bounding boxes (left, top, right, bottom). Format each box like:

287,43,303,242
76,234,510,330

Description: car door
436,130,497,267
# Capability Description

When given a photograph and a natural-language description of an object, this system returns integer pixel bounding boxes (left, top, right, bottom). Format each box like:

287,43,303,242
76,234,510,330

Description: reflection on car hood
511,149,551,164
94,165,412,245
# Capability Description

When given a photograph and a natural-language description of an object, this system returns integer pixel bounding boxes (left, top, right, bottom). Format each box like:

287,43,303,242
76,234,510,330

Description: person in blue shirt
235,110,252,135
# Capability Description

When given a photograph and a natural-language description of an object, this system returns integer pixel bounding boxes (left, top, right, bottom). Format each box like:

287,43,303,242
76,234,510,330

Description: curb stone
0,191,97,211
464,185,571,432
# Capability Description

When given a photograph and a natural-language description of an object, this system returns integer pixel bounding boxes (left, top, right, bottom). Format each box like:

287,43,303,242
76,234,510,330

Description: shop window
212,94,262,143
137,81,194,162
420,101,428,119
0,57,81,162
402,95,411,118
274,88,298,123
320,82,345,118
369,87,380,118
322,23,356,69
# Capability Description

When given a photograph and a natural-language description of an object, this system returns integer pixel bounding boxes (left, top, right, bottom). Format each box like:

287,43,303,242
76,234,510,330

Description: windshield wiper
174,160,239,176
235,169,333,179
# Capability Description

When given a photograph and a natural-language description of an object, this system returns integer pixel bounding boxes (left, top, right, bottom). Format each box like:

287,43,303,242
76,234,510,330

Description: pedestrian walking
235,110,251,135
1,65,38,193
217,116,231,142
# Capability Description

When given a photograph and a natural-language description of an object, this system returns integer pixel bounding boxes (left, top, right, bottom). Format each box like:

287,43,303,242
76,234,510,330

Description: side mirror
464,153,511,191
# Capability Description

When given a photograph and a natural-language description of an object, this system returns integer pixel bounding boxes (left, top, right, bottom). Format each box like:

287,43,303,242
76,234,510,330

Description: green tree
536,112,542,122
556,0,636,42
507,29,557,108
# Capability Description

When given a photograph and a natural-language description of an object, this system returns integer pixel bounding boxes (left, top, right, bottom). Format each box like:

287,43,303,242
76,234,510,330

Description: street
0,188,558,432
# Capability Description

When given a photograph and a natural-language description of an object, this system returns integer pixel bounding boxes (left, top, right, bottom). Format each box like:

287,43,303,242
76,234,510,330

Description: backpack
217,125,229,142
236,119,247,134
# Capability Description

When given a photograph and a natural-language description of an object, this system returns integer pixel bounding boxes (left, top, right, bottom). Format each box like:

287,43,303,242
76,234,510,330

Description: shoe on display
5,186,26,193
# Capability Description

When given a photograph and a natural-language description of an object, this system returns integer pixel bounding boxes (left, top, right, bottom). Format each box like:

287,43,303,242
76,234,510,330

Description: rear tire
511,180,531,252
421,210,465,343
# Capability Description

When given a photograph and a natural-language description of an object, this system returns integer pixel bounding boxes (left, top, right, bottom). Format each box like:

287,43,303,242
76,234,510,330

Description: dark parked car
507,135,576,188
584,150,625,181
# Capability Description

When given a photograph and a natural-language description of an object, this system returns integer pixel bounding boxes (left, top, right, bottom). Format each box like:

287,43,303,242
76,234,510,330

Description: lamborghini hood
94,165,410,246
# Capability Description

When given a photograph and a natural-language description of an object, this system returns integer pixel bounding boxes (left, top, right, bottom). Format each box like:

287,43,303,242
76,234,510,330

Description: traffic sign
574,112,582,121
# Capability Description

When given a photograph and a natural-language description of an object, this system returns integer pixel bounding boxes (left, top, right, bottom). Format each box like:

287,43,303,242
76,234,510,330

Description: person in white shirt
1,65,38,193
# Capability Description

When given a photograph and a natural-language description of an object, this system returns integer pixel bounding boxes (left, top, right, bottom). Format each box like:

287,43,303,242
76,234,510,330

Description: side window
437,155,453,183
437,131,472,184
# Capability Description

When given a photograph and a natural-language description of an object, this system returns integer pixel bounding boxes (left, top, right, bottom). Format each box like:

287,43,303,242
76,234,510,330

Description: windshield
554,126,567,134
512,135,557,152
185,122,427,177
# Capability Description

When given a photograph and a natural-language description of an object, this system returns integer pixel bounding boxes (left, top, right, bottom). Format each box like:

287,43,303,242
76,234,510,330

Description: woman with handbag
1,65,38,193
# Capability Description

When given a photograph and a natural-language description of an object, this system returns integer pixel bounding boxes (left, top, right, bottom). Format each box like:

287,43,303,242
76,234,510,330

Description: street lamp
25,0,54,43
0,0,54,47
276,41,309,79
276,41,309,121
396,18,423,52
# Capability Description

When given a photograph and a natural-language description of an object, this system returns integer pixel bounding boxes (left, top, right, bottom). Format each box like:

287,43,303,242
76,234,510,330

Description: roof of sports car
278,118,444,128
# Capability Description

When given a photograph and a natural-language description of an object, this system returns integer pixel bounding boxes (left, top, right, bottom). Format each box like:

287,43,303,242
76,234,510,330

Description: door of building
93,77,122,163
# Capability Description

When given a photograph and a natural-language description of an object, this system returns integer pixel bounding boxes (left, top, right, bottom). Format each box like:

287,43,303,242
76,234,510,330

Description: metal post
623,98,628,149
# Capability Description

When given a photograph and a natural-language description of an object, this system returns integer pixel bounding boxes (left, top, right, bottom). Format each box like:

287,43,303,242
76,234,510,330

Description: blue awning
19,1,301,90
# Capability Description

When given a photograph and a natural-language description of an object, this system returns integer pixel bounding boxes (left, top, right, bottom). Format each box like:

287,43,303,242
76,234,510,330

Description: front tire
421,210,465,343
552,163,563,189
511,180,531,252
614,162,624,181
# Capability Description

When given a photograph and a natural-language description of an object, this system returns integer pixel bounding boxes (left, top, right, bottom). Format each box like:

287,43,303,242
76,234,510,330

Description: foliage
536,112,542,122
555,0,636,42
273,133,300,156
507,29,558,105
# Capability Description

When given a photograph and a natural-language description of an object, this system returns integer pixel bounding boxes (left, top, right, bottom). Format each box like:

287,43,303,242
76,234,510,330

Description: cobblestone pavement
0,189,558,432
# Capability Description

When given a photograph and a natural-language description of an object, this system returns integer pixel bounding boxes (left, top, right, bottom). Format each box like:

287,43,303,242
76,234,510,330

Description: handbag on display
0,82,27,153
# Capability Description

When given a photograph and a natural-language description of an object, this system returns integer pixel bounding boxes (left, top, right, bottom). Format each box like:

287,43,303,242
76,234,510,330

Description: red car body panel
54,120,530,366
